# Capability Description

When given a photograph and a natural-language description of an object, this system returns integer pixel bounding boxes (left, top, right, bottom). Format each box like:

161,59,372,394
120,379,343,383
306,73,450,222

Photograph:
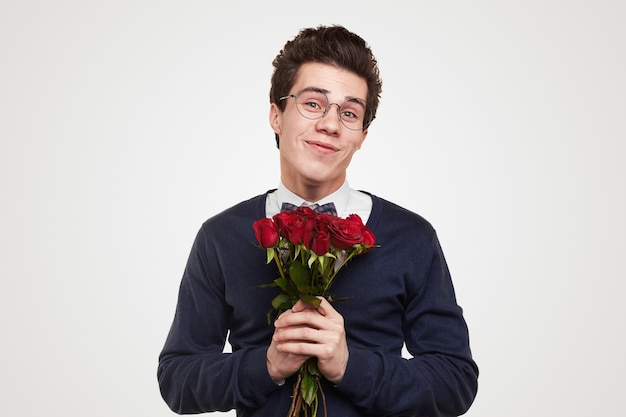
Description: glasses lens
295,90,328,118
294,89,367,131
338,99,367,130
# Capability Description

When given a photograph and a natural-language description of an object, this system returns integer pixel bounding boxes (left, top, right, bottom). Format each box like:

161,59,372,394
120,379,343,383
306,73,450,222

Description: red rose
361,228,376,249
272,211,306,245
294,205,316,219
329,217,364,250
314,213,335,230
253,217,279,248
345,213,364,226
305,228,331,256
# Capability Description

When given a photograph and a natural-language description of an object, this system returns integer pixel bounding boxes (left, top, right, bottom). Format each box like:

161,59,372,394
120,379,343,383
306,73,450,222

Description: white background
1,1,624,416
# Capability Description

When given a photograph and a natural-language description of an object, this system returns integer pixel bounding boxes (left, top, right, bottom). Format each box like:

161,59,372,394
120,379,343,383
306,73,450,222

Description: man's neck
281,177,344,203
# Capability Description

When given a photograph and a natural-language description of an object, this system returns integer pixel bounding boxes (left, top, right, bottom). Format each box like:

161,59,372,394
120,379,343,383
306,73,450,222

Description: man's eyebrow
302,86,367,106
345,96,367,107
301,86,329,94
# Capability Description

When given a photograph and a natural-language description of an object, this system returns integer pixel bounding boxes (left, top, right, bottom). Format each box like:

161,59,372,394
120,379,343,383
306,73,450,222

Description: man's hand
266,297,349,384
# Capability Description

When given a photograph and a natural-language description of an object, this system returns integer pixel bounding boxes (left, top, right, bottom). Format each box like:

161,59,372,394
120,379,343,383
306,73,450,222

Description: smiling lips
306,140,338,152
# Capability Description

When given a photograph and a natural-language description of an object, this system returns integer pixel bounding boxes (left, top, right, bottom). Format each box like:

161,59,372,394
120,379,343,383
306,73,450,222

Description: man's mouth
306,140,338,152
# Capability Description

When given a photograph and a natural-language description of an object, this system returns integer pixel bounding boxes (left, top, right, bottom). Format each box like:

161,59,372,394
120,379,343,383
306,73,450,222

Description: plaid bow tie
281,202,337,216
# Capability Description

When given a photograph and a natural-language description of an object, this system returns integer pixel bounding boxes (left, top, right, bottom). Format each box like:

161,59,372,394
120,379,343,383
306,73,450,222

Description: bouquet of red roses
253,206,377,417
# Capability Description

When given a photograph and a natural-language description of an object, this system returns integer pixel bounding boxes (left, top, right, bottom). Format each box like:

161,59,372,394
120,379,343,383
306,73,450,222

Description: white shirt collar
266,181,351,218
265,180,372,222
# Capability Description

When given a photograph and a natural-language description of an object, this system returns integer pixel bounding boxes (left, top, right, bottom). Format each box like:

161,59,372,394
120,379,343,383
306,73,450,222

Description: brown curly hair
270,25,383,147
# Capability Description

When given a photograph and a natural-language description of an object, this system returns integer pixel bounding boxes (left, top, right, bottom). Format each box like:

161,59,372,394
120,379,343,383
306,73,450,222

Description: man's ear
269,103,282,135
356,128,368,150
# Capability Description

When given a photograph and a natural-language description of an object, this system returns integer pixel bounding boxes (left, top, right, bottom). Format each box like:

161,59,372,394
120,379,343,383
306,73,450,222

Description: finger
315,297,340,318
275,301,325,328
274,325,321,344
274,308,324,329
267,340,310,380
291,298,320,313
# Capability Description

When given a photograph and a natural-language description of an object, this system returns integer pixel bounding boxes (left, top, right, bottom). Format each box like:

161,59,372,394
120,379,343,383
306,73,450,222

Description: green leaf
266,247,275,264
271,293,290,310
306,360,320,375
300,372,318,406
289,262,312,292
317,255,326,269
273,277,288,292
300,293,321,307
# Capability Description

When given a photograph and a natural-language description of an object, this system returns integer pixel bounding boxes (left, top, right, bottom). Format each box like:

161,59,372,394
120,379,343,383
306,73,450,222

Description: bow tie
281,202,337,216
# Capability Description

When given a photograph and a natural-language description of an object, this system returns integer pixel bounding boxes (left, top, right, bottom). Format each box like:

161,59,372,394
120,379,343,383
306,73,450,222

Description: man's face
270,62,369,199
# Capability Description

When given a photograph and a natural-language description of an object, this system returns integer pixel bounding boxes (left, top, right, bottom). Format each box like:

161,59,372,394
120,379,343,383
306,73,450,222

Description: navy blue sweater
158,192,478,416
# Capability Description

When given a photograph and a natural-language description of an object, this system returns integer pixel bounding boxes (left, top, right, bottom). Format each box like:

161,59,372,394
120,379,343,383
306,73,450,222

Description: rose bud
361,228,376,248
253,218,279,248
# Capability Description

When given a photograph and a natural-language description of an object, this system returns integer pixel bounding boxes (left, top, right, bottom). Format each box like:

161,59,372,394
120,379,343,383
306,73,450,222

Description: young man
158,25,478,416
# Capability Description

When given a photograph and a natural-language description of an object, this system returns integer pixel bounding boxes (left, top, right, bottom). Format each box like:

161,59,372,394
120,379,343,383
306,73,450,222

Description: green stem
322,250,357,294
273,250,287,281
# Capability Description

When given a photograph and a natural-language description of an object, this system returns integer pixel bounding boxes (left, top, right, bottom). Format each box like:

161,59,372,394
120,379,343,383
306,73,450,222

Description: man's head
269,25,383,148
268,26,383,201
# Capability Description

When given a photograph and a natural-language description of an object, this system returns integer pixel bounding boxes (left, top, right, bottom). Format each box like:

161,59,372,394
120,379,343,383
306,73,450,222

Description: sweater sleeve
334,231,479,416
157,224,281,414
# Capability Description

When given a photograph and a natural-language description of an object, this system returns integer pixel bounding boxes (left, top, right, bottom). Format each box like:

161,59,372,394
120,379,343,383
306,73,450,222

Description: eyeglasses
279,87,373,131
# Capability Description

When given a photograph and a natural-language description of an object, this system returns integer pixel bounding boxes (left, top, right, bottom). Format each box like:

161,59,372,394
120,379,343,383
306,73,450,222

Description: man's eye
304,101,323,110
341,111,358,120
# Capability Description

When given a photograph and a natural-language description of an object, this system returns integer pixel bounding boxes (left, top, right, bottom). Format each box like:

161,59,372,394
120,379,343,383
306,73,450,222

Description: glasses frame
279,88,374,131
